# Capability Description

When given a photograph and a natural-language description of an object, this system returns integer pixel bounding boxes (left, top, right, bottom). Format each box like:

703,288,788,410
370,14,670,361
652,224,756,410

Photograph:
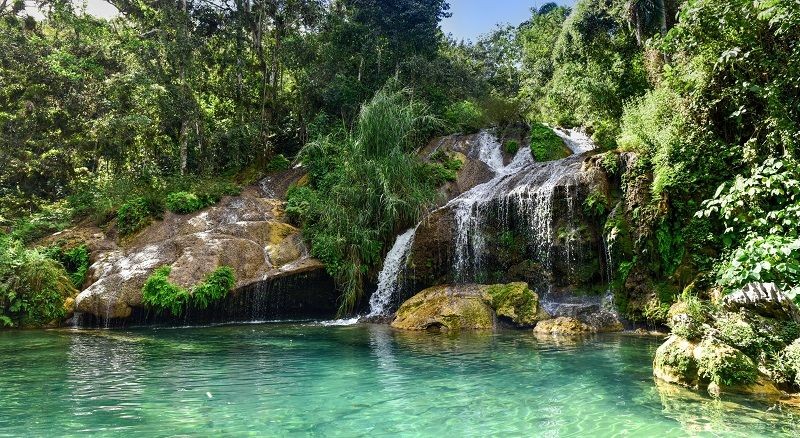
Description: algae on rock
391,283,550,331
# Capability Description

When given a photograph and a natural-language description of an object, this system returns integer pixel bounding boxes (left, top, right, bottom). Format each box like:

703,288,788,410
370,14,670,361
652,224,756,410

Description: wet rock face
74,171,335,322
407,153,608,298
391,283,550,331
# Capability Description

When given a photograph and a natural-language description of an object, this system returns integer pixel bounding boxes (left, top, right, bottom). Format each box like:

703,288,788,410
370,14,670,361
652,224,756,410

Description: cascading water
367,228,417,317
448,128,594,283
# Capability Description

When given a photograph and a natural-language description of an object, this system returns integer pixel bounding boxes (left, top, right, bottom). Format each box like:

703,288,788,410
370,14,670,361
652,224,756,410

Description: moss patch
529,123,571,162
485,282,542,326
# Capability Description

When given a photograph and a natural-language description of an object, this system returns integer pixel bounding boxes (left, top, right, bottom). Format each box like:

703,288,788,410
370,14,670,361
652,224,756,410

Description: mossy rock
391,285,495,331
484,282,549,326
391,282,551,331
653,335,700,387
533,317,594,335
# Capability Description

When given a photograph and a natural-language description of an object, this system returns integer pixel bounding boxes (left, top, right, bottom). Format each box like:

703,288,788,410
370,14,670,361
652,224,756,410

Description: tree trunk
179,121,189,176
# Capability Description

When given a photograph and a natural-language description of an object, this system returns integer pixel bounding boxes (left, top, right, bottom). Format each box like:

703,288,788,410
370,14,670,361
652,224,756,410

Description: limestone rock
533,317,594,335
653,335,700,387
722,283,800,323
391,285,495,331
74,170,330,321
391,283,551,331
484,282,550,326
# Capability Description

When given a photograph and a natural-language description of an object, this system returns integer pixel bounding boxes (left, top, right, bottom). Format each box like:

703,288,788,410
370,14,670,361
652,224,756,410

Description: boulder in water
485,282,550,326
391,285,495,331
533,317,594,335
391,282,550,331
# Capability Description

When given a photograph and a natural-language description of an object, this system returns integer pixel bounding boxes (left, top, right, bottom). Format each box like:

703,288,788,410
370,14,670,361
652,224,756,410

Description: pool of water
1,324,798,436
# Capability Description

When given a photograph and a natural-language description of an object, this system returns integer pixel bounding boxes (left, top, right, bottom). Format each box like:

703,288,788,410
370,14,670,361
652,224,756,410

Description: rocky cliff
64,169,338,326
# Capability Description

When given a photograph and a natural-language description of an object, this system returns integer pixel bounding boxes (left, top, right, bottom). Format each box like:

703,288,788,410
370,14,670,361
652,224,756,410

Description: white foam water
447,128,592,282
367,228,418,317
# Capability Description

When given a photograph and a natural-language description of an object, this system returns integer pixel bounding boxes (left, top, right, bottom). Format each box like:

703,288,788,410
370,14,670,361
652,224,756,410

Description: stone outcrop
722,282,800,323
391,282,551,331
72,169,336,323
407,152,609,297
653,283,800,398
533,317,594,335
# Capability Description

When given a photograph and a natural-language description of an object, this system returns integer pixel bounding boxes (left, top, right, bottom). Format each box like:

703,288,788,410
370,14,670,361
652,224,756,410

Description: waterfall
367,227,418,317
448,128,593,283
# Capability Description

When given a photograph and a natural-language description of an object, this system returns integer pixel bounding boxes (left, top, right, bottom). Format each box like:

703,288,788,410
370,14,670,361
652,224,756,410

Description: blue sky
28,0,576,43
441,0,576,42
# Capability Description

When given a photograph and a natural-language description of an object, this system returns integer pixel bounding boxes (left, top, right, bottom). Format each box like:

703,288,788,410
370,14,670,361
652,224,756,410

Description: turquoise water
1,324,798,437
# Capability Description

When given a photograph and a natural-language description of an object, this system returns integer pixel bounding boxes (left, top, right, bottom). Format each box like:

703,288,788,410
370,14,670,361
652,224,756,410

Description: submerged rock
73,170,336,322
391,283,550,331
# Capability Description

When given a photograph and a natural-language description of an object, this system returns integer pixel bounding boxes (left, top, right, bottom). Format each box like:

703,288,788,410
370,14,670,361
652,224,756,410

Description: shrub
668,294,707,340
504,140,520,154
777,339,800,388
266,154,291,172
192,266,235,309
444,100,484,133
529,123,570,161
289,86,439,314
0,236,76,327
583,190,609,218
117,197,153,236
428,149,463,184
697,337,758,386
141,265,236,316
43,245,89,289
166,191,203,214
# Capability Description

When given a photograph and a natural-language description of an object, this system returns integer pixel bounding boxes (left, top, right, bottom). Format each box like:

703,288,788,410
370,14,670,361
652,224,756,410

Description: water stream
367,227,418,317
447,129,593,283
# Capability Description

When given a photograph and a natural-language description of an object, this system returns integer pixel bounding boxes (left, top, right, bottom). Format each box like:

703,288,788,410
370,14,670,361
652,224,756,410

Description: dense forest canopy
1,0,798,323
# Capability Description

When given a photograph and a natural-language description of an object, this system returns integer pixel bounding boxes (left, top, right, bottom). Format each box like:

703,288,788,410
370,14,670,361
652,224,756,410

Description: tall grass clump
287,85,441,314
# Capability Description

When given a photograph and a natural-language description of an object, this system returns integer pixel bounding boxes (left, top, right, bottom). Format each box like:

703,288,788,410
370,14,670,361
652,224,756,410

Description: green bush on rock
696,337,758,387
777,339,800,387
529,123,570,162
117,197,156,236
165,192,203,214
667,295,707,340
142,266,236,316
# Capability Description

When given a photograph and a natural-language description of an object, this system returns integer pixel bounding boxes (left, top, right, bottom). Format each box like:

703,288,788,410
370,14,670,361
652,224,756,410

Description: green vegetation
504,140,519,155
697,338,759,387
266,155,291,173
142,266,235,316
0,236,76,327
287,86,441,314
529,123,570,161
165,192,203,215
43,245,89,289
444,100,484,134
